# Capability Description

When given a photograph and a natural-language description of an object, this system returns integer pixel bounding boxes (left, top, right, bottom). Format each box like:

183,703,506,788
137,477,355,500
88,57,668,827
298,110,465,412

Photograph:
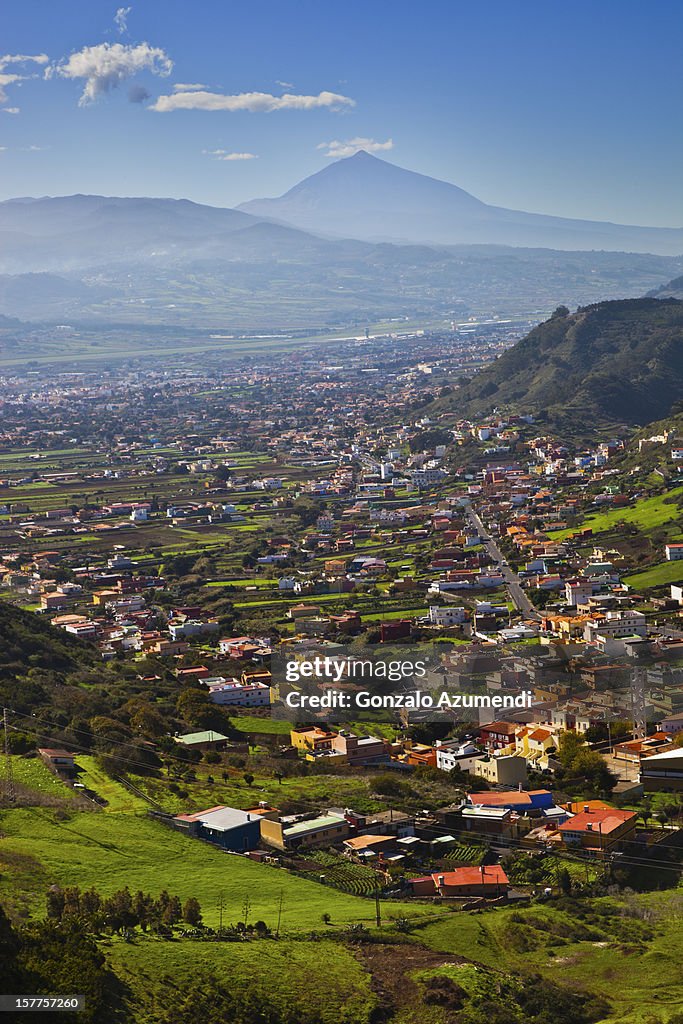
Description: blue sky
1,0,682,224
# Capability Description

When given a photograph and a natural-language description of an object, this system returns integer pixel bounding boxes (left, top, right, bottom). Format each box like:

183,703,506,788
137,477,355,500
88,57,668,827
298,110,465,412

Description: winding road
465,504,541,622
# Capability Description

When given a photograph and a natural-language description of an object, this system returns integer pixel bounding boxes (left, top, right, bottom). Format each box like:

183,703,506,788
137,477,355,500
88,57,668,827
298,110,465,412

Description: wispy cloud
48,42,172,105
276,80,294,89
150,89,354,113
203,149,258,161
318,137,394,159
0,53,49,104
2,106,20,114
173,82,206,92
114,6,132,34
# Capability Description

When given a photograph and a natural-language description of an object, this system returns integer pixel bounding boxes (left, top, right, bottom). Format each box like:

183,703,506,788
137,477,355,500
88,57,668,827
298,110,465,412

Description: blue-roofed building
173,804,262,852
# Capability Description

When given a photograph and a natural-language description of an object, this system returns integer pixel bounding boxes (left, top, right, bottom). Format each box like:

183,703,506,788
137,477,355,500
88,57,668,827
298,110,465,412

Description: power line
5,711,681,874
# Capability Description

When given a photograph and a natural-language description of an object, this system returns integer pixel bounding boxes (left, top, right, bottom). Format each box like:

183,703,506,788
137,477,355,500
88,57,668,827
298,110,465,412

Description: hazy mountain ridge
647,274,683,300
0,177,681,329
436,297,683,428
238,151,683,254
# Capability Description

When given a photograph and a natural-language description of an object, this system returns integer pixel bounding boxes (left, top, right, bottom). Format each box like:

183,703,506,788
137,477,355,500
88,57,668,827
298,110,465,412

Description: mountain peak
236,154,683,253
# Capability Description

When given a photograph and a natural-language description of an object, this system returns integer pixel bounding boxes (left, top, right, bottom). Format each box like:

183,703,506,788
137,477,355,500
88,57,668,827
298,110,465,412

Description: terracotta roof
559,808,636,835
432,865,509,887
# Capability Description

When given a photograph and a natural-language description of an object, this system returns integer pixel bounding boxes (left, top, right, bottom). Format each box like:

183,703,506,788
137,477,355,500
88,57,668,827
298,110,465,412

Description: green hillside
434,298,683,429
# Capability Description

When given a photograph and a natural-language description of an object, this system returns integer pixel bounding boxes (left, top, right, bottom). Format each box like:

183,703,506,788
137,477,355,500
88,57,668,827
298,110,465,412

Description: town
3,318,682,1020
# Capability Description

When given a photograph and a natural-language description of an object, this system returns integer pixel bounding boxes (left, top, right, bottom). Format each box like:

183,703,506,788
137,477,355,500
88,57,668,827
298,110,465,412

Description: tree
182,897,203,927
243,772,255,787
162,895,182,927
556,867,572,895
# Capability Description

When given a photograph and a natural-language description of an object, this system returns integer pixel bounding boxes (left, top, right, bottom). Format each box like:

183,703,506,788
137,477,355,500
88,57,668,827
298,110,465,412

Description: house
380,620,413,642
557,806,637,851
429,605,467,627
640,748,683,792
290,727,337,752
468,789,555,814
405,743,438,768
307,731,389,767
410,865,509,898
479,721,518,751
173,805,262,852
175,730,229,752
207,679,271,707
658,713,683,736
343,834,397,859
471,754,528,787
583,610,647,643
261,811,350,851
434,739,483,773
38,748,76,772
665,544,683,561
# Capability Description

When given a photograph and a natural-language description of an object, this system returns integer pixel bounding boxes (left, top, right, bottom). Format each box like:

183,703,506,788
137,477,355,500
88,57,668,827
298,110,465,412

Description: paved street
465,504,541,621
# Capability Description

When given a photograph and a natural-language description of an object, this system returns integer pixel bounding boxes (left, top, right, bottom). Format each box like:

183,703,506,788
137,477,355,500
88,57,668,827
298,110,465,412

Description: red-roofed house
558,807,637,852
410,865,509,897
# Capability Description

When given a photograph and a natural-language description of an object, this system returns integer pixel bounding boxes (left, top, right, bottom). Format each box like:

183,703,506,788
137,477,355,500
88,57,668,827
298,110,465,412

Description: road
465,504,541,621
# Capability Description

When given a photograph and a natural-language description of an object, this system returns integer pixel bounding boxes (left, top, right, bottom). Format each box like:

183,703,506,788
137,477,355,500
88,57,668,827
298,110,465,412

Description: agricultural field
548,487,683,541
625,561,683,589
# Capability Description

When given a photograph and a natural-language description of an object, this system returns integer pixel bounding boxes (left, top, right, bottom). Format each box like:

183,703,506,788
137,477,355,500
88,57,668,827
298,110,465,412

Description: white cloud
49,42,173,105
2,106,20,114
0,53,49,103
114,7,132,34
150,89,354,113
203,149,258,161
318,137,394,159
276,80,294,89
173,82,206,91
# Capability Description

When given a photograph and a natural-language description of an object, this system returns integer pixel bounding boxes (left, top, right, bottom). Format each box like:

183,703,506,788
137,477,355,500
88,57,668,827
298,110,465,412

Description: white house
434,739,483,773
584,610,647,643
208,680,271,707
429,605,467,627
665,544,683,561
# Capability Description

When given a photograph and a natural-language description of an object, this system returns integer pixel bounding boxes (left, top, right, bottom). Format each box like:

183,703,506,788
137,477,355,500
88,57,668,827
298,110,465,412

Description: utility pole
374,870,382,929
3,708,15,804
218,892,224,936
276,889,284,938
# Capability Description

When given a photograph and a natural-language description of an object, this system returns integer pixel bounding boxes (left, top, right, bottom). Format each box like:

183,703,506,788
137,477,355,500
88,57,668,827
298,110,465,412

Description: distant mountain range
435,297,683,428
0,161,682,329
239,151,683,255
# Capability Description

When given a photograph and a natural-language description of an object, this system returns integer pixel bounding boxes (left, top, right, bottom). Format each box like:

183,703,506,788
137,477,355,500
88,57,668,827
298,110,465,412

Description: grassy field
418,894,683,1024
549,487,683,540
0,807,441,930
625,560,683,589
231,716,292,735
123,765,387,816
75,756,150,814
105,936,378,1024
8,755,79,803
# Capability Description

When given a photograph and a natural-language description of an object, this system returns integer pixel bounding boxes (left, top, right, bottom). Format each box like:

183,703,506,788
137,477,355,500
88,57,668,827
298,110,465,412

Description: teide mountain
238,151,683,255
437,298,683,428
